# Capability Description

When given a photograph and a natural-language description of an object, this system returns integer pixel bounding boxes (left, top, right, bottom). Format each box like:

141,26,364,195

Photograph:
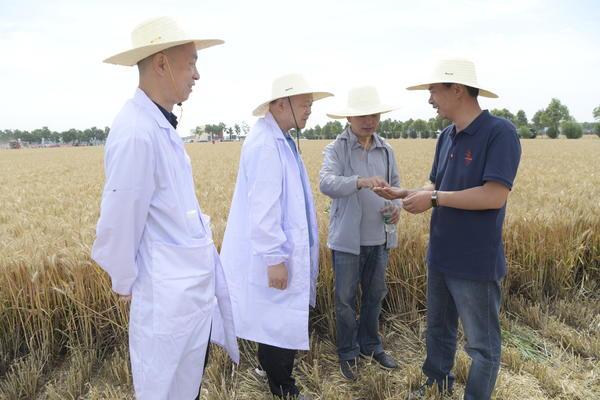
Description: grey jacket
319,128,401,255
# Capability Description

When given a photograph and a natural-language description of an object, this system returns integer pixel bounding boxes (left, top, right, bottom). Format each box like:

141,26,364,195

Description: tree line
301,99,600,140
0,126,109,146
2,100,599,146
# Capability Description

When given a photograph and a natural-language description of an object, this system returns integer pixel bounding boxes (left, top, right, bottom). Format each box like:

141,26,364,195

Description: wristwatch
431,190,439,208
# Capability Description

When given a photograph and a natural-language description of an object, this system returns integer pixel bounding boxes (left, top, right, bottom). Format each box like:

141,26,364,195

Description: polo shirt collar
152,101,179,129
460,110,490,136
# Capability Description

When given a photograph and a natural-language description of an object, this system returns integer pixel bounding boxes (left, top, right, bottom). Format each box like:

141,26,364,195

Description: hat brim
252,91,333,117
103,39,224,66
406,82,498,98
327,104,398,119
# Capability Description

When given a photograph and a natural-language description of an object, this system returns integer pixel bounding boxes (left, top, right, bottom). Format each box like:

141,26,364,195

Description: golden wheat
0,138,598,399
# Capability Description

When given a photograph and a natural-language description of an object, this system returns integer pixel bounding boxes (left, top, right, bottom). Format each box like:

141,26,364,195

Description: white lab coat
92,89,239,400
220,112,319,350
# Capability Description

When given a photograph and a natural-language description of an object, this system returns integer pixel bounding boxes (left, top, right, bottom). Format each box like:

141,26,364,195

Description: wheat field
0,138,598,399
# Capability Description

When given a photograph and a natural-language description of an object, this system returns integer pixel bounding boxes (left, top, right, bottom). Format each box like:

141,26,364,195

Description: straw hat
104,16,224,66
327,86,397,119
252,73,333,117
406,59,498,98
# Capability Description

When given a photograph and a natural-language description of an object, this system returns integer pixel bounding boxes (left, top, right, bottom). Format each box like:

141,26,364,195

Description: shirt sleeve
482,124,522,189
429,135,443,185
91,134,155,295
388,147,402,207
319,142,359,198
246,141,289,267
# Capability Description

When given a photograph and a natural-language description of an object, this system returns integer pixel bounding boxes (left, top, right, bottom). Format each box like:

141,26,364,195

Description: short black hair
442,82,479,98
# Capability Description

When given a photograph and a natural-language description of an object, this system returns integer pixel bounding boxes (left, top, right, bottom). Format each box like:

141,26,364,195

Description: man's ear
273,98,286,112
453,83,466,98
151,53,168,76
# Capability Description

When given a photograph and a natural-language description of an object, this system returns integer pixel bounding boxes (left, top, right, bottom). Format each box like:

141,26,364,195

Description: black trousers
258,343,299,398
194,331,211,400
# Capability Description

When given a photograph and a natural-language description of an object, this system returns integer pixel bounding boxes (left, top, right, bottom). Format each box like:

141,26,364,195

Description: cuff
112,278,136,296
263,255,288,267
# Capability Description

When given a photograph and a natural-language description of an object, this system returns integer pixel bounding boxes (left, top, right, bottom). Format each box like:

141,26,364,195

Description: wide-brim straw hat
327,86,398,119
406,59,498,98
252,73,333,117
104,16,224,66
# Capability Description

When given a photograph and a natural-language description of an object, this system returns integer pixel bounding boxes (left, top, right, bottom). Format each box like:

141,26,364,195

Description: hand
402,190,433,214
389,204,400,224
268,263,288,290
357,176,389,190
380,203,401,224
373,187,409,200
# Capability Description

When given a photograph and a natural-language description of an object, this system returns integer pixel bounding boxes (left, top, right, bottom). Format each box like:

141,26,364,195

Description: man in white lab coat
92,17,239,400
220,74,332,399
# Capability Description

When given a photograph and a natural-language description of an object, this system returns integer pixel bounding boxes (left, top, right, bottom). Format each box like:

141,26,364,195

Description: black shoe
339,358,358,380
360,351,398,370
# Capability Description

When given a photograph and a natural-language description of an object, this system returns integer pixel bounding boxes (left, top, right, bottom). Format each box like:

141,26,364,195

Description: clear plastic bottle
381,200,397,234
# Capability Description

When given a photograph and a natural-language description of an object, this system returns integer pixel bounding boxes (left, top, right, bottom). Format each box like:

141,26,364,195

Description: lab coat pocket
248,228,309,294
184,210,206,238
151,240,215,335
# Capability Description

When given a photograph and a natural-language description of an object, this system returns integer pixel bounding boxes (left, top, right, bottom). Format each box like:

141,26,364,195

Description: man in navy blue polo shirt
375,59,521,400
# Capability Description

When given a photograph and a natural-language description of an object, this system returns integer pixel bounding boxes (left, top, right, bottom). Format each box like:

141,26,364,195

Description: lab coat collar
263,112,288,142
132,88,178,133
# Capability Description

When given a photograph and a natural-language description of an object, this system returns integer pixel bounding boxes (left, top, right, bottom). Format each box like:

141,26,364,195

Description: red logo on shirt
464,150,473,166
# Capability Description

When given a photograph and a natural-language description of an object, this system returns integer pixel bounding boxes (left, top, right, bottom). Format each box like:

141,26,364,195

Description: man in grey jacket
319,86,401,380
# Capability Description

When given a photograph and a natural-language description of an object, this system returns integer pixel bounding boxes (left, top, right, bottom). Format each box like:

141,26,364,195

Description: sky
1,0,599,136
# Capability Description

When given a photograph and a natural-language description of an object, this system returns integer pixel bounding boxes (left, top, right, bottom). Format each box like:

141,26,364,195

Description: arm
401,181,510,214
319,142,360,198
320,143,389,197
403,126,521,214
439,182,510,209
91,134,155,296
246,142,290,288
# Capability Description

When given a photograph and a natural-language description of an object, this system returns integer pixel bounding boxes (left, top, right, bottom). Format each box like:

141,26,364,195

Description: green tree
379,119,391,138
517,126,533,139
542,98,572,134
313,124,322,139
427,115,449,138
391,121,403,139
427,118,438,135
192,125,205,138
411,119,429,138
546,126,559,139
516,110,528,127
320,121,343,139
561,121,583,139
61,129,79,143
593,105,600,121
205,123,226,140
532,110,545,133
595,123,600,137
491,108,516,126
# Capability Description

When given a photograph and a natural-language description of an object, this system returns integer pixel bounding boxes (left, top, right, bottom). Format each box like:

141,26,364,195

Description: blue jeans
332,245,388,361
423,268,502,400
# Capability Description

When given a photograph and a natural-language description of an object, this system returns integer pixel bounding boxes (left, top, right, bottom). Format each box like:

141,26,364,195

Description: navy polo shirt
427,110,521,281
152,101,178,129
